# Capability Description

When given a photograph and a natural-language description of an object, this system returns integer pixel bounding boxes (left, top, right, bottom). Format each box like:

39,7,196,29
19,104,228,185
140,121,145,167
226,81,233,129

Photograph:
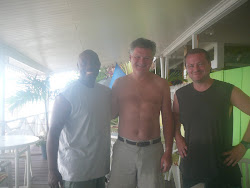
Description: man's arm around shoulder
47,95,71,188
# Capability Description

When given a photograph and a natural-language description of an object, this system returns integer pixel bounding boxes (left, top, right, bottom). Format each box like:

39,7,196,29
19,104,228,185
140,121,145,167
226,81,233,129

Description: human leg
137,142,165,188
108,140,138,188
182,176,205,188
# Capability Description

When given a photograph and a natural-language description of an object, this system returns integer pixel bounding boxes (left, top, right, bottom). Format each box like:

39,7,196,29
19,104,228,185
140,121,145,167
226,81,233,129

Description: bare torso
113,73,167,141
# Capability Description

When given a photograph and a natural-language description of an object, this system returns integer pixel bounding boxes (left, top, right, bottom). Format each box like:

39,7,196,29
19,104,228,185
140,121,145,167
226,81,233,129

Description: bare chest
118,82,162,107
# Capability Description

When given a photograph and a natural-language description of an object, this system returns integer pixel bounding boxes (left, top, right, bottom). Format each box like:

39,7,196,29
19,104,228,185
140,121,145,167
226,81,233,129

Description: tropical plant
120,61,133,75
96,65,115,82
7,74,53,140
168,70,187,85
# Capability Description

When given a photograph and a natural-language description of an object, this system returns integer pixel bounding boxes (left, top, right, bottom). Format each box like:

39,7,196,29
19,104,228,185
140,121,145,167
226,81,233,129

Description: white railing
3,113,48,136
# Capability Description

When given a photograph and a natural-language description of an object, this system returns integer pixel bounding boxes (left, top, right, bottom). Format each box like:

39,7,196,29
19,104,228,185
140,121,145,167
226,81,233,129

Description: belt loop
150,140,153,145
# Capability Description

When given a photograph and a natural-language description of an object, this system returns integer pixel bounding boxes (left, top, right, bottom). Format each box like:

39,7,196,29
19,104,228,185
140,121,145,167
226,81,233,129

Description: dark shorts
182,176,242,188
63,176,105,188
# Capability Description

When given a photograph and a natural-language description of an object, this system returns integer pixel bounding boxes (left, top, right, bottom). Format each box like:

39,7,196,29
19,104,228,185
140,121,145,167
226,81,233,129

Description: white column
0,46,6,135
26,146,31,188
216,42,224,69
154,59,157,74
165,56,170,79
160,57,165,78
192,34,198,49
15,149,19,188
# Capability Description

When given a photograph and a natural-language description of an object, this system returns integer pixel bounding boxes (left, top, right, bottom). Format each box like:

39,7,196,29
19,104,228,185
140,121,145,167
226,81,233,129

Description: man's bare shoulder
114,75,131,86
150,73,169,86
116,75,130,82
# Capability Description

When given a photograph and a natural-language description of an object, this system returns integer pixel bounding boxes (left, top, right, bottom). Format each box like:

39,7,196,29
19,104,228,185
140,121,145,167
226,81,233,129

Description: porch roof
0,0,249,74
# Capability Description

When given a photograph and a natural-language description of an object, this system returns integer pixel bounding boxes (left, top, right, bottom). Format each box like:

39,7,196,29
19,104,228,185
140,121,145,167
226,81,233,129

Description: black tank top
176,79,241,182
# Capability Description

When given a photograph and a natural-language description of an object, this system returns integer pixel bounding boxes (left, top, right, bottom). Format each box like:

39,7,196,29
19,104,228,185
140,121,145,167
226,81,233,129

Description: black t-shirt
176,79,241,183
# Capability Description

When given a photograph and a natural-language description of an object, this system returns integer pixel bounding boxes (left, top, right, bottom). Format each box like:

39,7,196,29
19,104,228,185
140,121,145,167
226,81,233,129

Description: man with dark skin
47,50,111,188
108,38,174,188
173,48,250,188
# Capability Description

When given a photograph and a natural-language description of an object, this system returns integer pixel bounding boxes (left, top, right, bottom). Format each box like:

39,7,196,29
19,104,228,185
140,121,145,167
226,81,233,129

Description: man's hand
223,143,247,166
175,135,188,158
48,170,64,188
160,151,172,173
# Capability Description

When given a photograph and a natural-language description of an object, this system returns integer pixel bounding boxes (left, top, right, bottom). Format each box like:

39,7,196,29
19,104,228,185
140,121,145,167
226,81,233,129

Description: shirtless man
108,38,174,188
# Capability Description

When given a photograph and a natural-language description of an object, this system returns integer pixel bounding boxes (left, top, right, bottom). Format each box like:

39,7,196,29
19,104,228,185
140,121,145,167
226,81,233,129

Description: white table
0,135,39,188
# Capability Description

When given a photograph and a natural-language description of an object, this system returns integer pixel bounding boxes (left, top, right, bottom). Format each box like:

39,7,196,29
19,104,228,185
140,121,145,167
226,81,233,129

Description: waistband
118,135,161,147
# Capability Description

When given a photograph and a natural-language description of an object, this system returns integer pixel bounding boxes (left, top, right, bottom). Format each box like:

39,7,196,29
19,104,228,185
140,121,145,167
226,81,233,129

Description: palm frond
7,74,50,112
120,62,133,75
167,70,187,85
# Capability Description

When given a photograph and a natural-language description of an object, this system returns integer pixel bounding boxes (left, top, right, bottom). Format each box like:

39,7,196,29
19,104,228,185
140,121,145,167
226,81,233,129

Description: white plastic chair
0,147,33,186
0,160,13,188
238,158,250,188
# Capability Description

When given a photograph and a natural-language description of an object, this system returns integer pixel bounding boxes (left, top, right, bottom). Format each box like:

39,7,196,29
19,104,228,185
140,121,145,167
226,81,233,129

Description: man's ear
209,61,212,69
129,55,132,61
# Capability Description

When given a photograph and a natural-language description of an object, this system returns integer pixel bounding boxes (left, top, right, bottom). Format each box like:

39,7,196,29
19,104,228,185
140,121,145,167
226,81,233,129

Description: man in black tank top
173,48,250,188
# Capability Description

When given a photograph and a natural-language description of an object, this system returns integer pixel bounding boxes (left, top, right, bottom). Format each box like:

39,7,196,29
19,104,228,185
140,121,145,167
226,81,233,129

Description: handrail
2,112,49,136
2,112,51,123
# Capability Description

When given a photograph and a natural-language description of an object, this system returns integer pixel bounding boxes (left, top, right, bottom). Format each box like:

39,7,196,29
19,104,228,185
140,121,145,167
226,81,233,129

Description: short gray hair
129,38,156,56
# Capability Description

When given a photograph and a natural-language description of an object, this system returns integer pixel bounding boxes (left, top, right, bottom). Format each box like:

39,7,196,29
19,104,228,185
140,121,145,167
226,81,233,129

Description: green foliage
120,61,133,75
96,67,109,82
7,74,55,140
111,117,118,126
111,117,118,133
224,46,250,69
168,70,187,85
96,65,115,82
35,136,47,146
7,75,50,112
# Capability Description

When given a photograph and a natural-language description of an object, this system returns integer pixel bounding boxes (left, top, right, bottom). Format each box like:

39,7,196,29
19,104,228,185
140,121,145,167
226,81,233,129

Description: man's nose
193,64,199,71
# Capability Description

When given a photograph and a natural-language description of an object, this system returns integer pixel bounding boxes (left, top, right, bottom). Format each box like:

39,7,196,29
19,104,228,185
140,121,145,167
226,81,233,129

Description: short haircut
184,48,210,66
129,38,156,56
78,49,101,66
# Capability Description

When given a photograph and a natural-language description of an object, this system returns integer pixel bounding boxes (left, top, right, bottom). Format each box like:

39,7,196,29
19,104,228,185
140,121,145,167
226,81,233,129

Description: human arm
160,81,174,172
223,86,250,166
111,80,119,119
173,93,188,158
47,95,71,188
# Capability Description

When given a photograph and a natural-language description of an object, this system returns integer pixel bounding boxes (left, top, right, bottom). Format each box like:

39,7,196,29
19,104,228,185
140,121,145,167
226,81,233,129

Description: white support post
0,46,7,135
15,149,19,188
26,146,31,188
160,57,165,78
154,59,157,74
192,34,198,49
165,56,170,79
217,42,224,69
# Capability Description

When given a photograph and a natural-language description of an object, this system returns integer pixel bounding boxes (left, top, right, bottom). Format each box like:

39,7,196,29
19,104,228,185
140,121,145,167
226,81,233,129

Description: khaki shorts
108,139,165,188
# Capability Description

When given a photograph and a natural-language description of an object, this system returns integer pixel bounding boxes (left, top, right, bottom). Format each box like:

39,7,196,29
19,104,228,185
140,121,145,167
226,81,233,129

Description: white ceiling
0,0,247,73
